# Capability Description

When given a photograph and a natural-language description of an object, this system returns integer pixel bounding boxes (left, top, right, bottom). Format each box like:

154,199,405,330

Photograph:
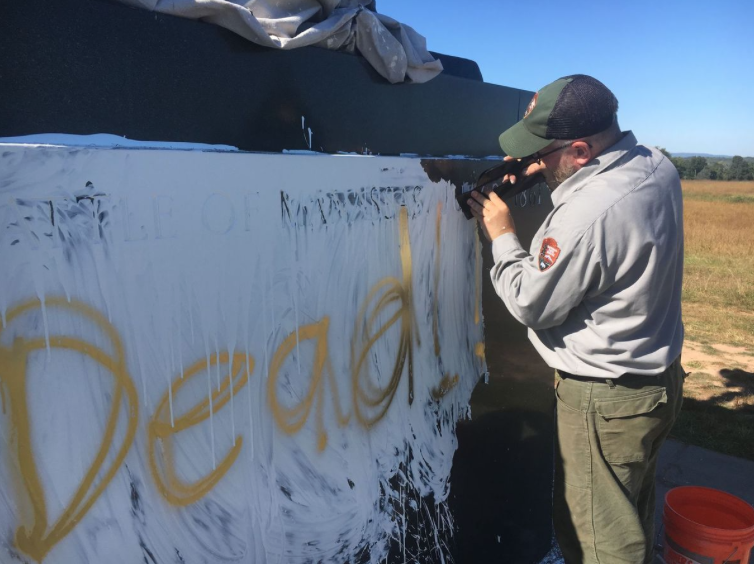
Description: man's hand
501,155,545,185
467,188,516,242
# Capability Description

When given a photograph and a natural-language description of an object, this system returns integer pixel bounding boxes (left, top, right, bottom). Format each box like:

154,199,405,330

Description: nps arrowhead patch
538,237,560,271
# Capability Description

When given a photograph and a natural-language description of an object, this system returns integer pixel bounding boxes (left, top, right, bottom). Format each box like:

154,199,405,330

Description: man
467,75,685,564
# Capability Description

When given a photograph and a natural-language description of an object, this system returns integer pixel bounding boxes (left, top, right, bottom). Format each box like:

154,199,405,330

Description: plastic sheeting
117,0,443,83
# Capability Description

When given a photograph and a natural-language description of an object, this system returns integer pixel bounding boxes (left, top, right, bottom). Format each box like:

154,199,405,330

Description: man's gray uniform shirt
490,132,684,378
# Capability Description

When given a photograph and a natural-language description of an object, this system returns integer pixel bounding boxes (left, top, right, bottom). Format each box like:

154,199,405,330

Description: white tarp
117,0,444,83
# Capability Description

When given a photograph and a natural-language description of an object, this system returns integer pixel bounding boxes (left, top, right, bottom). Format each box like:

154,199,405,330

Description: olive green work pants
554,357,685,564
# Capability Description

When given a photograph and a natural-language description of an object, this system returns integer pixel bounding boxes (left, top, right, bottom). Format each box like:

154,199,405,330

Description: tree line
658,149,754,181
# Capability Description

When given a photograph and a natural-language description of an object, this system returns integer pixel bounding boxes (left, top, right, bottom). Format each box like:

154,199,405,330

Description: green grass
683,192,754,204
682,303,754,350
683,255,754,312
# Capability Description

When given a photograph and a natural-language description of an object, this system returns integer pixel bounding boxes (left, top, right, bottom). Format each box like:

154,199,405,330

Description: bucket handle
722,546,738,564
655,549,737,564
658,526,738,564
658,522,738,564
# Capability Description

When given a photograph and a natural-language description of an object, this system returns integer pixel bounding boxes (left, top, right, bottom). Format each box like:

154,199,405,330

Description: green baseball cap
499,75,618,158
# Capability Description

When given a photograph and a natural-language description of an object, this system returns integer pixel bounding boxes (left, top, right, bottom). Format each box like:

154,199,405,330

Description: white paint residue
281,149,319,155
0,146,486,564
301,117,314,150
0,133,240,152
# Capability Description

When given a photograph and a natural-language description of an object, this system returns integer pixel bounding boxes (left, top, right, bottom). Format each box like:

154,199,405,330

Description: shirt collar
550,131,638,207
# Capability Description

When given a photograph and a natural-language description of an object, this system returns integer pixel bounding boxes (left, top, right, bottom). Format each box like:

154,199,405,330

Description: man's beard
543,162,578,190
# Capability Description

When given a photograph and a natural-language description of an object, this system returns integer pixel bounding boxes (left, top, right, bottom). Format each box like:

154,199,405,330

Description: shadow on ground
670,366,754,461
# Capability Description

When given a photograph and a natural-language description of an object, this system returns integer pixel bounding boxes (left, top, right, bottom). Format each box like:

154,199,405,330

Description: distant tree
741,161,754,180
697,160,732,180
671,157,689,179
729,156,745,179
658,147,672,159
728,156,753,180
709,162,727,180
688,156,708,178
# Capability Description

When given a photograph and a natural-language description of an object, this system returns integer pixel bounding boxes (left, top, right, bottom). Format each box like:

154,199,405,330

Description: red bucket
663,486,754,564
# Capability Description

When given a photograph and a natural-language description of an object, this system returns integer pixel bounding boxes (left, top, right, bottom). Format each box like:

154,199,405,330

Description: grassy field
671,180,754,460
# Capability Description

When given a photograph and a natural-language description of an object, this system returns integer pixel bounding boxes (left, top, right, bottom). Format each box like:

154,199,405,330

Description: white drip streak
229,344,235,447
401,484,406,564
269,271,276,333
427,503,446,564
291,232,301,376
292,283,301,377
37,294,51,360
168,373,174,428
204,336,217,471
214,334,221,391
207,355,216,470
168,327,176,428
177,293,184,379
263,281,271,381
188,288,195,344
54,255,72,303
128,313,149,409
246,348,254,462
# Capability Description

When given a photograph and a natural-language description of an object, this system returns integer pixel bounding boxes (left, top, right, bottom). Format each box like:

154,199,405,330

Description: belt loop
606,378,616,388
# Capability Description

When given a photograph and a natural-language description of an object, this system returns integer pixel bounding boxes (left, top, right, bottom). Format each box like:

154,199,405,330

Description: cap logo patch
538,237,560,271
524,93,538,119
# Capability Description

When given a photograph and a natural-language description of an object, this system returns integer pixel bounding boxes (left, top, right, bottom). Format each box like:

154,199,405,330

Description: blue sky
379,0,754,157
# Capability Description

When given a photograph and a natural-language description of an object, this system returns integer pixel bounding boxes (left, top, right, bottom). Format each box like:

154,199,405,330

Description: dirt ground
681,341,754,408
683,341,754,374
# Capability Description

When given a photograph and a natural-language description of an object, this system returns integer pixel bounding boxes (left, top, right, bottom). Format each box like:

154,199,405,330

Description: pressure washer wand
457,159,544,220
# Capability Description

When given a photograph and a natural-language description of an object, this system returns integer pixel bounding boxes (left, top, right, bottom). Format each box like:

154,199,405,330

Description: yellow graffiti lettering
148,352,249,506
0,298,138,563
267,316,350,451
475,341,485,360
430,374,459,401
352,206,419,428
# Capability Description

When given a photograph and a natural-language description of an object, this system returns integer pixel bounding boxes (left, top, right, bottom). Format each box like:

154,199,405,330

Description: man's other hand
501,155,546,185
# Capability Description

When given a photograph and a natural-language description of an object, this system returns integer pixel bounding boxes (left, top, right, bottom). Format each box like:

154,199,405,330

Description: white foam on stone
0,143,486,564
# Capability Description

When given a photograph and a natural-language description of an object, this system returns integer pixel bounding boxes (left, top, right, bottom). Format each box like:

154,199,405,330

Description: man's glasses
532,141,592,163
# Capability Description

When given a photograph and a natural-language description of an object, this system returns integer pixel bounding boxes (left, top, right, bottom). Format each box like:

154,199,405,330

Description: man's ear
571,141,593,166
